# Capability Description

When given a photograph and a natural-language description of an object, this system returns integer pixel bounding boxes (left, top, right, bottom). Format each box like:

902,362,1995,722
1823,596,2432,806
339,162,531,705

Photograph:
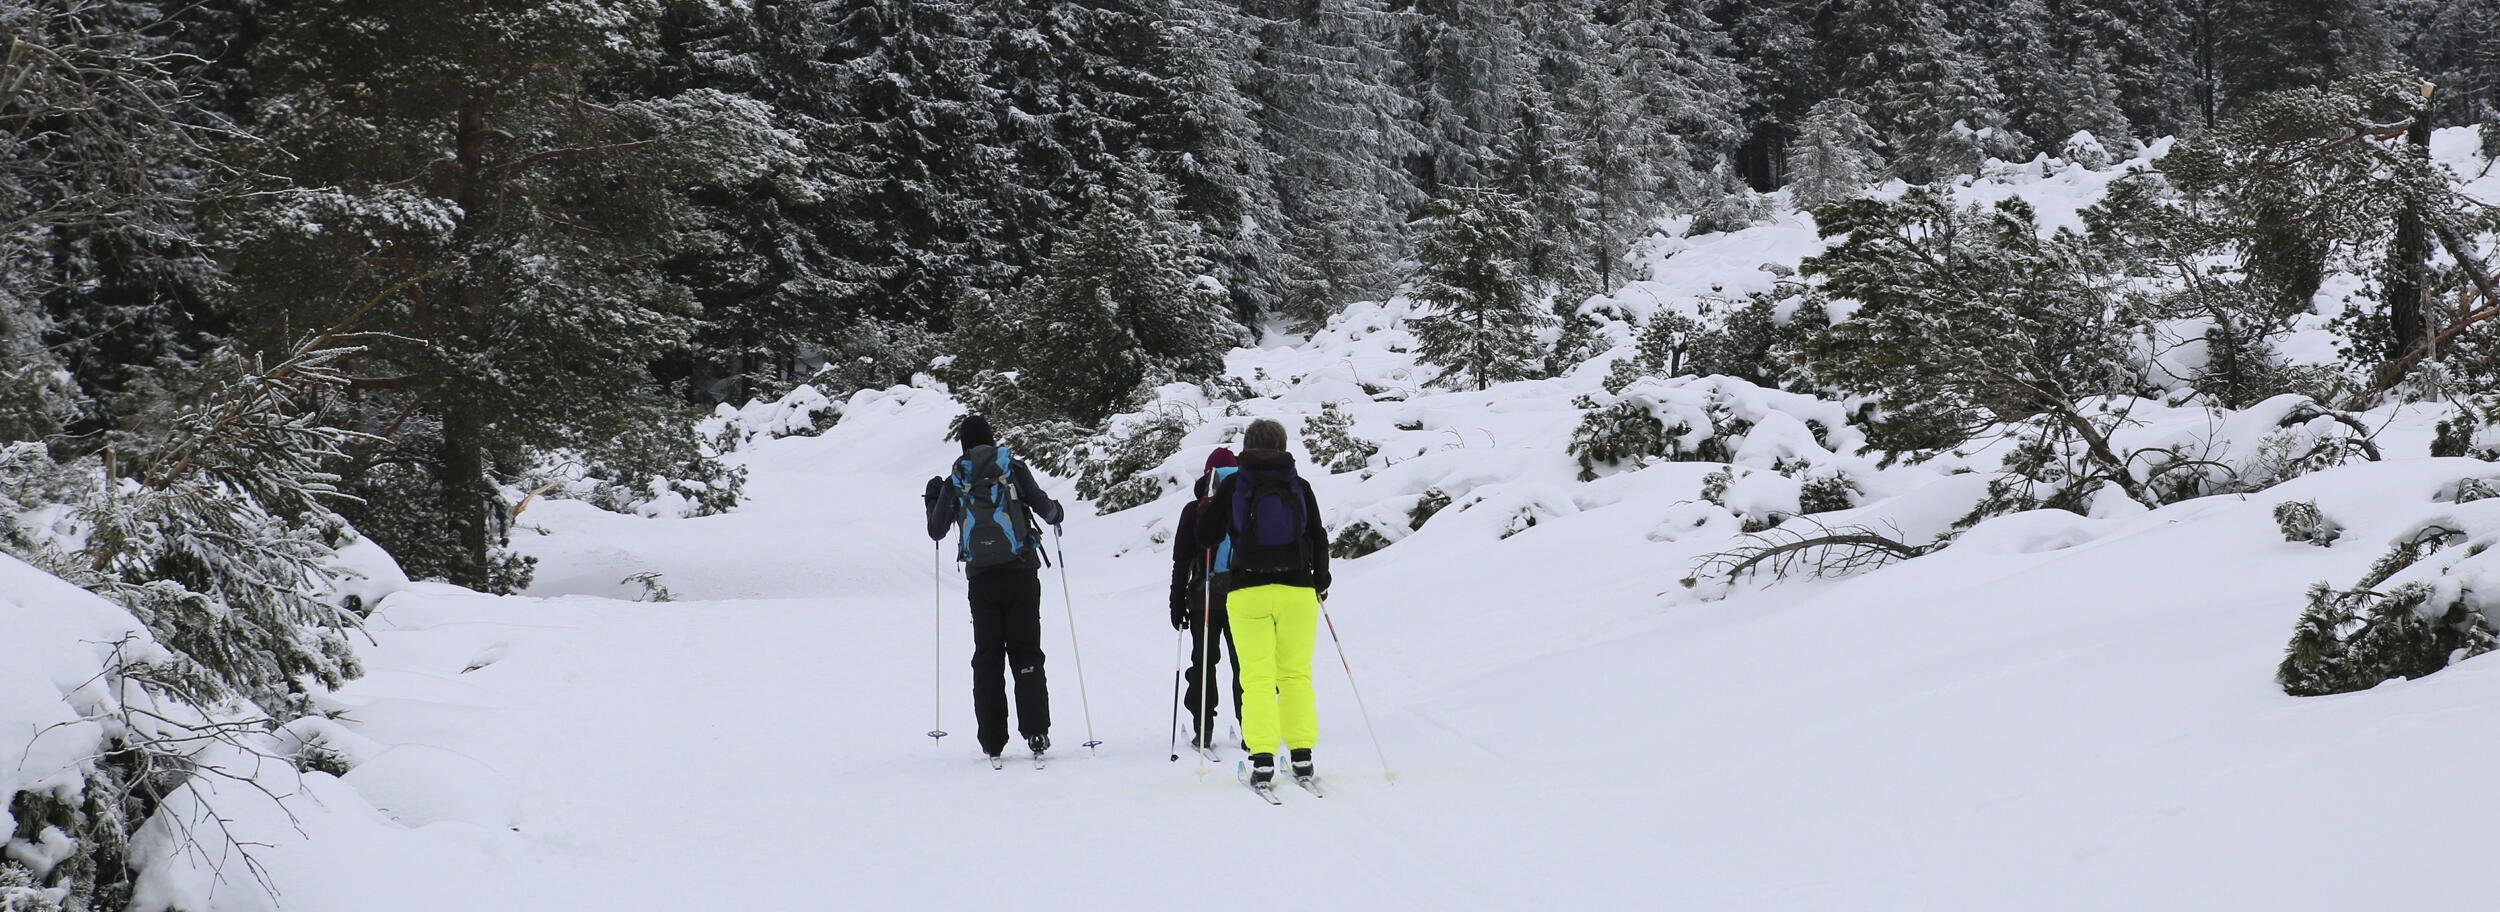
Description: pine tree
1248,0,1419,324
1409,187,1549,390
2214,0,2391,112
619,0,847,401
954,167,1245,425
1833,0,2024,183
223,0,772,588
1403,0,1526,193
1786,98,1885,211
976,0,1179,274
1159,0,1289,318
1605,0,1746,207
823,0,1013,326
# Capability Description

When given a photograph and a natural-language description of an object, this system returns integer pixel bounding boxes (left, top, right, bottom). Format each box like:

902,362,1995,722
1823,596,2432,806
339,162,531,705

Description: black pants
1183,596,1245,749
968,568,1050,756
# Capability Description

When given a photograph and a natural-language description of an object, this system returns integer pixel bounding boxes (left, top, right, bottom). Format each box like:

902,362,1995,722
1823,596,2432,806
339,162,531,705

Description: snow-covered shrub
1408,487,1453,530
1023,406,1198,515
1545,300,1610,376
1569,377,1855,482
699,384,840,453
2060,131,2112,170
1795,466,1861,516
2279,520,2499,696
1302,402,1379,475
1,863,64,912
1331,521,1392,559
1797,189,2143,475
1682,286,1824,390
3,338,375,714
2446,477,2500,504
531,401,748,518
2274,500,2342,547
1700,467,1804,533
1567,396,1674,481
623,571,674,603
809,316,940,401
1603,312,1699,393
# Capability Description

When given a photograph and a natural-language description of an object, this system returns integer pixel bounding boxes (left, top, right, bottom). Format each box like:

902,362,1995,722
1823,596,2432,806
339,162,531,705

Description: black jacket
1194,448,1330,593
925,451,1065,575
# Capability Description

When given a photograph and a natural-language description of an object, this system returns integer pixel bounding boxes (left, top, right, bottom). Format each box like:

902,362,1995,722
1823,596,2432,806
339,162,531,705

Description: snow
14,138,2500,910
95,376,2495,909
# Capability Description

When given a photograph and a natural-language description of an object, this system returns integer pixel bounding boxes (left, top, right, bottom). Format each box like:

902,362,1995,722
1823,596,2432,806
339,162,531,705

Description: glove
923,476,946,503
1170,599,1190,631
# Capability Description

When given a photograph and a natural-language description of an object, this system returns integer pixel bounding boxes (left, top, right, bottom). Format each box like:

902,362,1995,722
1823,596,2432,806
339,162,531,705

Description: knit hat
1203,447,1238,472
956,414,996,451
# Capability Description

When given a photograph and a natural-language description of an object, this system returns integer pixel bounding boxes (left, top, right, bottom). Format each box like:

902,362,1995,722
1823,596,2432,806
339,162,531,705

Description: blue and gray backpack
952,444,1041,568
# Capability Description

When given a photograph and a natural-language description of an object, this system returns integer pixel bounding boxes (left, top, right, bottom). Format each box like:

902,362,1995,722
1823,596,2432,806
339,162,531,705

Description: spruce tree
955,168,1244,425
1719,0,1831,189
1248,0,1419,325
620,0,848,401
1833,0,2024,182
1409,187,1548,390
1402,0,1526,193
1786,98,1886,211
2214,0,2390,111
1161,0,1290,318
976,0,1178,274
823,0,1013,325
223,0,772,588
1604,0,1746,207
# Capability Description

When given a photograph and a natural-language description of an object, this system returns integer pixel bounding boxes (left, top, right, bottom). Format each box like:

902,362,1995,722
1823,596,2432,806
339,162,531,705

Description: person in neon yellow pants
1197,419,1331,786
1229,583,1320,759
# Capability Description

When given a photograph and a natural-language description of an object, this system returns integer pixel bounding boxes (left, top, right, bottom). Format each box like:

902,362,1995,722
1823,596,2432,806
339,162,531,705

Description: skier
923,414,1067,765
1195,419,1331,789
1170,447,1245,754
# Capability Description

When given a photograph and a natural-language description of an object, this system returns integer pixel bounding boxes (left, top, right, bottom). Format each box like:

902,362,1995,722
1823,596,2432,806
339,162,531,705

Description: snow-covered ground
96,377,2494,911
13,140,2498,910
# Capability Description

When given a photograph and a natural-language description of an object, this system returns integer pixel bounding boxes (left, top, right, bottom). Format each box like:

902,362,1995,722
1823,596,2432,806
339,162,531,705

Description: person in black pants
923,415,1066,761
1170,447,1246,753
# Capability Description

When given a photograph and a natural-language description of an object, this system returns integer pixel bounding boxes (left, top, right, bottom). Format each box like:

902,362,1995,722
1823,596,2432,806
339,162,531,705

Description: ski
988,754,1005,771
1237,760,1281,805
1293,775,1325,798
1032,750,1047,770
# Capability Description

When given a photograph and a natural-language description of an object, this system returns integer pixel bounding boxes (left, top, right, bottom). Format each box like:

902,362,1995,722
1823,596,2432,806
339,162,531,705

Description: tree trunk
2384,109,2434,370
436,404,491,589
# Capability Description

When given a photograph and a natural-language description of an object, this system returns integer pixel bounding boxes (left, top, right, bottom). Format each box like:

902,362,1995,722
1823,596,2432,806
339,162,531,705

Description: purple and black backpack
1227,463,1308,575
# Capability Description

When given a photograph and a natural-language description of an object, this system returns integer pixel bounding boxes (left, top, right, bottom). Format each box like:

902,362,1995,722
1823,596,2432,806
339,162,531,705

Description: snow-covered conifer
1250,0,1419,324
1409,187,1548,390
1785,98,1885,211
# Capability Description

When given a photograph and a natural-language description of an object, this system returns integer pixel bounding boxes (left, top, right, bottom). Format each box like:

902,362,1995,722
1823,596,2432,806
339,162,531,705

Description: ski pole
1050,525,1102,754
929,542,947,744
1194,549,1217,776
1319,599,1395,784
1168,624,1187,762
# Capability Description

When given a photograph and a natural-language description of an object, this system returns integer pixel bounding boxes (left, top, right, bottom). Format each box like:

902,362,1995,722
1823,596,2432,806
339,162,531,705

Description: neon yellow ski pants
1227,584,1319,755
